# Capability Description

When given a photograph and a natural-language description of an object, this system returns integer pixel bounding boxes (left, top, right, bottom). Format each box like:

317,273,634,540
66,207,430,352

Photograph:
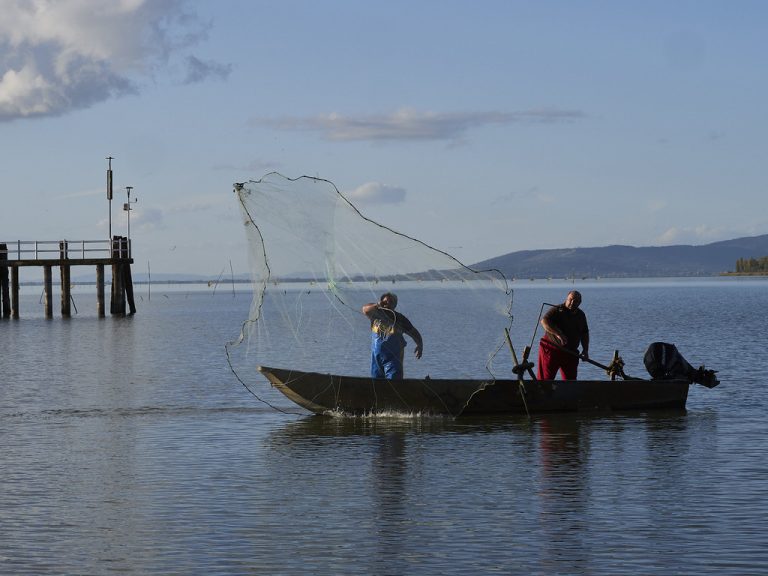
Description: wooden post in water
0,243,9,318
11,266,19,319
123,237,136,315
60,241,71,317
110,236,117,314
117,236,126,314
110,236,125,315
44,265,53,318
60,265,71,317
96,264,105,317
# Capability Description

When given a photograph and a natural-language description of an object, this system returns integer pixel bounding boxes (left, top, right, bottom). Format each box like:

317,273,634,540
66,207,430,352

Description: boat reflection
263,409,704,573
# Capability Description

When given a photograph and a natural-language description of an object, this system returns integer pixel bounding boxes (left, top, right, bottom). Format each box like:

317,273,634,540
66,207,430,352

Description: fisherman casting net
228,172,515,413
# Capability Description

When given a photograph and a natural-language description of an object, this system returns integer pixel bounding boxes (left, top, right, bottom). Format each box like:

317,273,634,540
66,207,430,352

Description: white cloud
0,0,227,121
345,182,406,205
212,159,281,174
655,226,725,245
98,205,164,233
255,107,585,142
55,187,103,200
165,196,224,215
130,207,163,230
647,199,668,213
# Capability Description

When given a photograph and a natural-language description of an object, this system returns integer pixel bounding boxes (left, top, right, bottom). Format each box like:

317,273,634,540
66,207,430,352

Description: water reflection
533,416,590,574
372,431,408,574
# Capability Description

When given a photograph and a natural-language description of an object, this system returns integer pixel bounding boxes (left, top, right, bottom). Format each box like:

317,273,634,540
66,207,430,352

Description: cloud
96,205,164,233
0,0,228,121
707,130,726,142
345,182,406,205
96,195,230,233
165,196,226,216
492,185,553,206
656,224,768,246
131,207,164,230
182,55,231,84
254,107,585,142
55,187,103,200
212,158,281,174
655,226,725,245
646,199,668,213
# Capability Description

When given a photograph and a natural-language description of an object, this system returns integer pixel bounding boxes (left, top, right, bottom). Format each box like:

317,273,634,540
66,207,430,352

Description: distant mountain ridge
471,234,768,278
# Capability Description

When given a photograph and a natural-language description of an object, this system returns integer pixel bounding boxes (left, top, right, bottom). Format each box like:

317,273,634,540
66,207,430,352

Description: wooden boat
257,365,691,416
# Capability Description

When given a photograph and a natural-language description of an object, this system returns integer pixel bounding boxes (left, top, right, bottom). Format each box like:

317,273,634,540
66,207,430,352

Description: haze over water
1,278,766,575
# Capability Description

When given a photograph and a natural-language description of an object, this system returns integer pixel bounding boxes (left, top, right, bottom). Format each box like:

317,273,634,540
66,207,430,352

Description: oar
547,340,636,380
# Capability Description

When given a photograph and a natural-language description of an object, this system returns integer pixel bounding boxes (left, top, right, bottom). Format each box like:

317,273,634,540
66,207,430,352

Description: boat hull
257,366,690,416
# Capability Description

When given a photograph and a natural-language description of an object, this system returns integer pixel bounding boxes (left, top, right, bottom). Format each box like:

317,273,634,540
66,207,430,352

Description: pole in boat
547,339,634,380
504,328,530,418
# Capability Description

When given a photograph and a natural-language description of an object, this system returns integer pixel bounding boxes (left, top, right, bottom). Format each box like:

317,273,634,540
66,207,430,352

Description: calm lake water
1,278,767,575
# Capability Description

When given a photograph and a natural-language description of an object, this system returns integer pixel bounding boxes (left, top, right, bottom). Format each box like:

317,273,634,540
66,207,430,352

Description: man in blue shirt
362,292,423,380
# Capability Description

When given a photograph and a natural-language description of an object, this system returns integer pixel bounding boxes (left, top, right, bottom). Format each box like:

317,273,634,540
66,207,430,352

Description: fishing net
228,172,514,407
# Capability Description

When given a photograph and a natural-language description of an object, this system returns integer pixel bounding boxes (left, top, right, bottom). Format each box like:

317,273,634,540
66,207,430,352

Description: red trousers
537,338,579,380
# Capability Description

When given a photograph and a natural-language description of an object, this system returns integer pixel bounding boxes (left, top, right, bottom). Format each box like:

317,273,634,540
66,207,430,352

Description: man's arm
361,302,378,317
540,314,567,346
580,331,589,360
406,326,423,359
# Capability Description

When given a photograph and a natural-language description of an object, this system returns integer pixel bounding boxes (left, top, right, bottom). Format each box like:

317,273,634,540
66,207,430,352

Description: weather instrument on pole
124,186,137,258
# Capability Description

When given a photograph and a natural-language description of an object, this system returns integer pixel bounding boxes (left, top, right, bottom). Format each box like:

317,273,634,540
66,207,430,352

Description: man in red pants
538,291,590,380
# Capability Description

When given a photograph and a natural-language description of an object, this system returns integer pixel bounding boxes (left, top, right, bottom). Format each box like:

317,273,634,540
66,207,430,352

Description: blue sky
2,0,767,276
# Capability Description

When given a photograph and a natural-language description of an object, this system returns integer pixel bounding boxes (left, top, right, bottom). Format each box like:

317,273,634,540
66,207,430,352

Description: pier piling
0,243,9,318
44,265,53,319
11,266,19,318
96,264,105,317
60,241,71,318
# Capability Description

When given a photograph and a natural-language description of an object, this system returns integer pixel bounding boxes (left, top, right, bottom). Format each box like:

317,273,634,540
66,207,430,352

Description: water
1,278,767,575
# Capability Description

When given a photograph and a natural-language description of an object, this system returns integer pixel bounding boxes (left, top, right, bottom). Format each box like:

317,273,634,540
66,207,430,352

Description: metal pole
126,186,132,251
106,156,114,241
125,186,136,258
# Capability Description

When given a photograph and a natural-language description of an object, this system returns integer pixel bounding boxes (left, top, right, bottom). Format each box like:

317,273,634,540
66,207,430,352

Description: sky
2,0,767,277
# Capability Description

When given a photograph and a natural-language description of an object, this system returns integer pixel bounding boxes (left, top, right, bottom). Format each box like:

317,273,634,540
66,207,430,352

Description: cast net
228,173,515,412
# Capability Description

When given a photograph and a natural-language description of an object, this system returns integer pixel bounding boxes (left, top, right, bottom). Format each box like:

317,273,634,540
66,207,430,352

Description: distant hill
471,234,768,278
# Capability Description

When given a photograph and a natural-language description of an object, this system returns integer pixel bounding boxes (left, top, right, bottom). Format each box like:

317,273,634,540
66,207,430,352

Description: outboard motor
643,342,719,388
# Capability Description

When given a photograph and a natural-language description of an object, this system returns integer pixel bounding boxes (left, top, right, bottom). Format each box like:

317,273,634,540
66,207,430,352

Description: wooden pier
0,237,135,319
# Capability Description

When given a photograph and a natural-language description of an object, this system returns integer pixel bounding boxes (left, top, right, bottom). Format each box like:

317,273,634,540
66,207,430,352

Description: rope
224,343,296,415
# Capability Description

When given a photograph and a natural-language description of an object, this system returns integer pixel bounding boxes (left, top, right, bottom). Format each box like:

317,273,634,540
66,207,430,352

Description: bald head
565,291,582,310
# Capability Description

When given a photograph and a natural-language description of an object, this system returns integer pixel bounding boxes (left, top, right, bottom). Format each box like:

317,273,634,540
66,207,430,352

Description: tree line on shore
734,256,768,273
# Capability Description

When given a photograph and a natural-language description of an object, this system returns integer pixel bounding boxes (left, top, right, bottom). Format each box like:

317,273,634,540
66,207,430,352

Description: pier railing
0,239,131,261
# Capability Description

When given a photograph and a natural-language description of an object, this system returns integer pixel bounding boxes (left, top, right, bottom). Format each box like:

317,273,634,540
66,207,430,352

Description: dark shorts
537,338,579,380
